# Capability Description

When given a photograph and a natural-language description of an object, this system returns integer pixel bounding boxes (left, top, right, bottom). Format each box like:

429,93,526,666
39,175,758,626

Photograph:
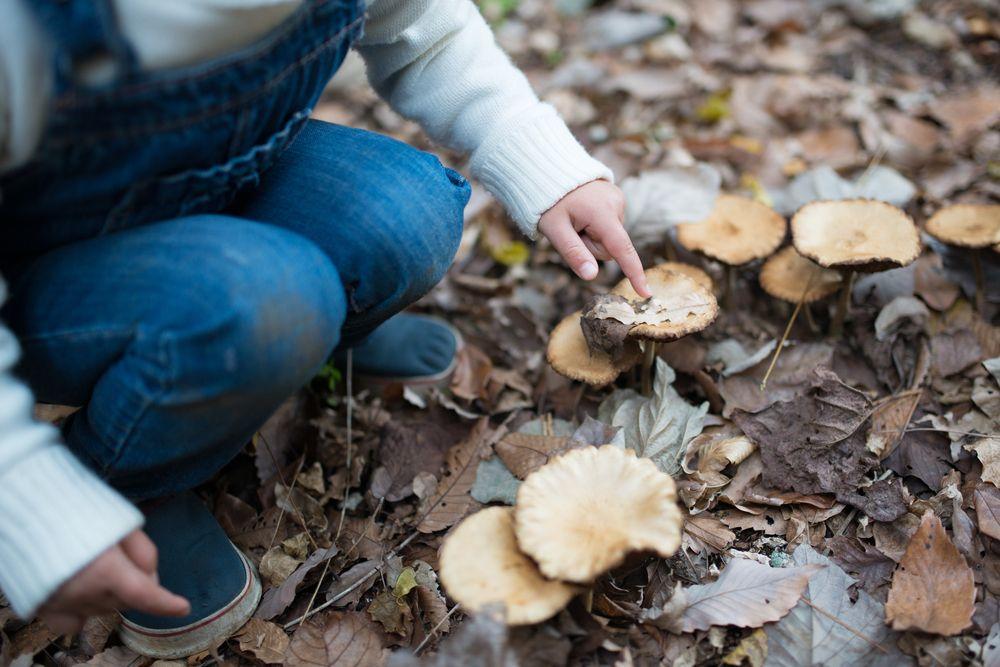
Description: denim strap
28,0,138,92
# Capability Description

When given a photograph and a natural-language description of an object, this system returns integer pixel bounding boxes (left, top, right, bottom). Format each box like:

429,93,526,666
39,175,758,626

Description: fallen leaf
965,438,1000,487
764,545,905,666
326,560,380,607
598,359,709,475
684,513,737,553
930,329,983,377
885,512,975,635
234,618,289,665
261,546,303,586
470,456,521,505
985,624,1000,667
976,483,1000,541
494,432,571,478
256,546,338,620
368,590,412,636
370,421,450,502
927,86,1000,142
451,345,494,402
732,367,877,504
417,419,499,533
826,536,896,595
644,559,821,633
867,390,921,459
285,611,388,667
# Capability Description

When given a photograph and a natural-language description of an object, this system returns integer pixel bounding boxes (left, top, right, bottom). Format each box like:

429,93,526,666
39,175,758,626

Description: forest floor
4,0,1000,665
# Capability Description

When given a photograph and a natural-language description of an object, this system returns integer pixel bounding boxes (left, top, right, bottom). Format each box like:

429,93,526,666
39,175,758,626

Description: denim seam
47,15,365,147
99,328,173,478
19,326,136,345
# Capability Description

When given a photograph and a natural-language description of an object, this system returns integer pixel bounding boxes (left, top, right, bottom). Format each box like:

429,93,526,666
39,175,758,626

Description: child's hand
538,181,652,298
38,530,189,634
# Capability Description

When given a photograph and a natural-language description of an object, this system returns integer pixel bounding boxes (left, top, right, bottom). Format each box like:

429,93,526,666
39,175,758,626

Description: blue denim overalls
0,0,364,262
0,0,468,500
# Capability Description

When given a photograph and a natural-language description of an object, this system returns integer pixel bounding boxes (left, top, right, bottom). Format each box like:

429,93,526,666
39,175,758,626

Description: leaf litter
8,0,1000,665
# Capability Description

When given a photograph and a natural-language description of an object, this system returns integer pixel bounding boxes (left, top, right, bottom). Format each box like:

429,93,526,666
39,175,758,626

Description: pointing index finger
593,223,651,299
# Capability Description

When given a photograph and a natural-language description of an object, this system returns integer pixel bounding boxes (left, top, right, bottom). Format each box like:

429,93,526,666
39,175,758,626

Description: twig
413,604,461,655
800,599,888,653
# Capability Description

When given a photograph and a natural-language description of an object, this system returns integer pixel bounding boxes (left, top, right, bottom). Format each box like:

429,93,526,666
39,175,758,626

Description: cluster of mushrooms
547,197,999,387
439,445,684,624
437,198,997,628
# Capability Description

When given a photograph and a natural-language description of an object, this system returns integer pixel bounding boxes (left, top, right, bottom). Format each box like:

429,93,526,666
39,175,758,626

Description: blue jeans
2,120,469,500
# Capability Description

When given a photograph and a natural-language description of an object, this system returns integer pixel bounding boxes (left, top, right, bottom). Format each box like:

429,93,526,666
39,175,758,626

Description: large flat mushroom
439,507,579,625
514,445,683,583
791,199,921,336
547,311,642,386
760,246,843,304
924,204,1000,314
675,194,787,303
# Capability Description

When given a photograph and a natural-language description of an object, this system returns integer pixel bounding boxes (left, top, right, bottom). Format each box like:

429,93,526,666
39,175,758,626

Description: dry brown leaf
494,432,571,479
867,390,922,459
927,86,1000,142
451,344,494,401
78,646,142,666
285,611,388,667
964,438,1000,487
257,546,338,620
975,483,1000,541
235,618,289,665
684,513,736,553
417,419,499,533
885,512,975,635
647,559,821,633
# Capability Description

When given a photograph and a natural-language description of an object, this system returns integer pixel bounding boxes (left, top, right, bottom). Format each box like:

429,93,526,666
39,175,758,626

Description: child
0,0,649,656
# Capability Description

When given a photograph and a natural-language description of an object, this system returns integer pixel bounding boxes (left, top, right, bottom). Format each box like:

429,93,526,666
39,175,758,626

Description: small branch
414,604,461,655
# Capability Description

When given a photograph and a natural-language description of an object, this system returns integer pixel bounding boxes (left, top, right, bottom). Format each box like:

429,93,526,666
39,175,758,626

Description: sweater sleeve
357,0,613,238
0,277,144,618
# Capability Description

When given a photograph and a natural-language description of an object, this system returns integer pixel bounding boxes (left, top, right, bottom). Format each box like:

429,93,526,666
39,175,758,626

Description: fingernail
580,262,598,279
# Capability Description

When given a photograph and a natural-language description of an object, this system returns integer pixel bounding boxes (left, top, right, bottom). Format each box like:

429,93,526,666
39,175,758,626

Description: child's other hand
38,530,190,635
537,180,652,298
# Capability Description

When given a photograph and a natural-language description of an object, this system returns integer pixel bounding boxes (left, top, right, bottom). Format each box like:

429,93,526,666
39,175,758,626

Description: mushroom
791,199,920,337
547,311,642,386
439,507,579,625
924,204,1000,314
514,445,683,583
546,264,718,390
760,246,844,304
675,194,787,303
611,264,718,393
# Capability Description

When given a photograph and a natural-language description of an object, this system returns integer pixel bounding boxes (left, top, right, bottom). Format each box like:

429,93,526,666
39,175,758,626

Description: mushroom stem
803,302,819,334
584,589,594,613
723,266,736,309
830,271,856,338
973,249,986,316
664,236,678,262
641,341,659,396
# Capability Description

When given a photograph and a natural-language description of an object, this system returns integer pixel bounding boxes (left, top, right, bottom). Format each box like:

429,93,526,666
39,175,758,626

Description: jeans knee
157,220,346,401
391,155,469,300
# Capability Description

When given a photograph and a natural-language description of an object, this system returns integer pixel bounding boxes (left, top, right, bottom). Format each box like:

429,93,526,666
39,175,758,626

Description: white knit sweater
0,0,611,617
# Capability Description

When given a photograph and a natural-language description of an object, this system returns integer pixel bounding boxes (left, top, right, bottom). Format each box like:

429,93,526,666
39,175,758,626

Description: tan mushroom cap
925,204,1000,248
546,311,641,385
611,266,719,341
675,195,787,265
791,199,920,273
439,507,579,625
759,246,843,303
514,445,683,583
645,261,713,291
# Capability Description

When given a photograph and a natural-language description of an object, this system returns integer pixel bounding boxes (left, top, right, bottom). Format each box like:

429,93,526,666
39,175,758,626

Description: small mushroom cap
925,204,1000,249
675,195,787,265
644,261,714,291
612,266,719,341
759,246,843,303
514,445,683,583
439,507,579,625
791,199,920,273
547,311,641,385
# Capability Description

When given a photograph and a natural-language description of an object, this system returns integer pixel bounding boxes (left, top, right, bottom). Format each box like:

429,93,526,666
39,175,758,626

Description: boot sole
118,549,262,659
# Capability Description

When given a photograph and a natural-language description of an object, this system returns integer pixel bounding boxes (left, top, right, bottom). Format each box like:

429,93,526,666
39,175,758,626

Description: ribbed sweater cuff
470,103,614,239
0,446,143,617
